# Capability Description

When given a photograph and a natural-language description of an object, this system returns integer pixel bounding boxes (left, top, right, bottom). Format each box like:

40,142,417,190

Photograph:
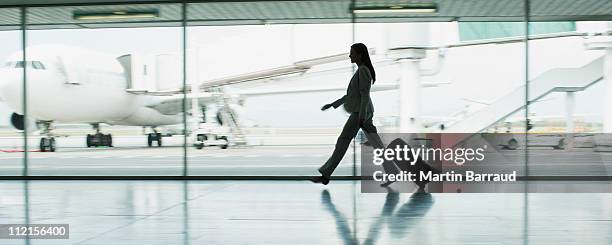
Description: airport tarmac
0,134,611,177
0,135,356,176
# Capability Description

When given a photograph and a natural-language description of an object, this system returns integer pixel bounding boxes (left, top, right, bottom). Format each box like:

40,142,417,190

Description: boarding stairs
213,88,247,145
439,55,604,133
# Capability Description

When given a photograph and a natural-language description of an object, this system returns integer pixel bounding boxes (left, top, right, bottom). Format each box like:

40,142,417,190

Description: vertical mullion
524,0,530,178
523,1,531,245
21,7,28,177
182,2,188,177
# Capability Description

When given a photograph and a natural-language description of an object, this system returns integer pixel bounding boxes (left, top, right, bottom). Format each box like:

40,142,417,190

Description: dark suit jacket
330,65,374,119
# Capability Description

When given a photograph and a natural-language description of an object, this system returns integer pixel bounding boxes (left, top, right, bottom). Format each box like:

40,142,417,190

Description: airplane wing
143,93,221,116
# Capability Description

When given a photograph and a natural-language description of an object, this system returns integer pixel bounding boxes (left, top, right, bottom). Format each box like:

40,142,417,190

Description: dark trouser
318,113,399,178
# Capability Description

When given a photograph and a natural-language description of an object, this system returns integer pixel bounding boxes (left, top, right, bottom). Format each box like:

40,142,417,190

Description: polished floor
0,181,611,244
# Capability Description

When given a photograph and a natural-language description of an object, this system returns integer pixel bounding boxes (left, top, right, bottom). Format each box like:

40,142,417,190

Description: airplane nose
0,69,25,114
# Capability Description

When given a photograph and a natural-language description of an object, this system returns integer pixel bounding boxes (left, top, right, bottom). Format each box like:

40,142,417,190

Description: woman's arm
357,66,372,120
322,95,346,111
331,95,347,108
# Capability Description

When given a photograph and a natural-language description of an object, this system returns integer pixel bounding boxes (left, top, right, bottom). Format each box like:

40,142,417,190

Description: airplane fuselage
0,45,182,127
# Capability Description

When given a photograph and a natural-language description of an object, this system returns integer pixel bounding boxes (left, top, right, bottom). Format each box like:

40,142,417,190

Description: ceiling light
353,3,438,14
73,10,159,21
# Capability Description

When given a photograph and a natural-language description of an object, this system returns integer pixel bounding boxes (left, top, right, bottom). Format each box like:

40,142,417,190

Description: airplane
0,45,418,152
0,45,189,151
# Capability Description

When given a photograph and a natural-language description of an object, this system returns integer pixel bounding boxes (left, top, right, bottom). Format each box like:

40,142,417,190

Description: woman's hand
321,104,333,111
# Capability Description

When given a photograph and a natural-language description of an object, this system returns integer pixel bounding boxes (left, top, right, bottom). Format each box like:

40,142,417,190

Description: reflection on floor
0,180,611,244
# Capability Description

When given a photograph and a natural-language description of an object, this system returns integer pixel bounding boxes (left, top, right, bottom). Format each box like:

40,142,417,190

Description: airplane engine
9,113,39,131
10,113,24,130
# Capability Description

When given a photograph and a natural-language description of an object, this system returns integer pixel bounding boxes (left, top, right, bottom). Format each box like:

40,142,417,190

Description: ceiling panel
0,0,608,30
187,1,352,22
353,0,525,18
0,8,20,30
0,8,20,24
0,0,170,6
186,0,610,24
530,0,612,20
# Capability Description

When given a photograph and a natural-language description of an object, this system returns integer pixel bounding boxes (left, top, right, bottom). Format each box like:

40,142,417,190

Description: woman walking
311,43,398,185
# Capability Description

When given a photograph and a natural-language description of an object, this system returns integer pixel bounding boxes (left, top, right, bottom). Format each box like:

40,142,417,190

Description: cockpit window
3,61,46,70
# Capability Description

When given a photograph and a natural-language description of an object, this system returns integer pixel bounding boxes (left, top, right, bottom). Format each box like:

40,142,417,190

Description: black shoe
310,176,330,185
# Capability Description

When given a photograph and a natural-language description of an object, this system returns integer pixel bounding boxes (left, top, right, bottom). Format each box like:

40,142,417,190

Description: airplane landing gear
147,133,162,147
86,123,113,147
40,137,56,152
38,121,56,152
86,133,113,147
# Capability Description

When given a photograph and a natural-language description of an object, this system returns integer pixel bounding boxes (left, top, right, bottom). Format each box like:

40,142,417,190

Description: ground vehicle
192,123,231,149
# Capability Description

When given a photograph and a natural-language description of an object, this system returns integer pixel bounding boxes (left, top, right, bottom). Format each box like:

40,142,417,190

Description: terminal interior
0,0,610,244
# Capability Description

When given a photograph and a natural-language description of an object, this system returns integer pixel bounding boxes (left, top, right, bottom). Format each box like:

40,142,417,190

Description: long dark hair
351,43,376,84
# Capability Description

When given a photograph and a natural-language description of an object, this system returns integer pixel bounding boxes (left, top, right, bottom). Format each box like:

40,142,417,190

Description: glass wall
0,8,23,176
527,14,612,176
351,20,528,175
0,0,609,178
24,4,185,176
184,23,355,176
